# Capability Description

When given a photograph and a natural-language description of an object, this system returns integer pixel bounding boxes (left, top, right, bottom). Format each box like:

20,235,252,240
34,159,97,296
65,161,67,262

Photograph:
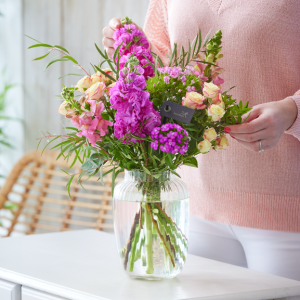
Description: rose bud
197,139,212,154
203,82,220,98
207,104,225,121
203,128,217,141
216,134,229,149
75,76,93,93
182,92,206,110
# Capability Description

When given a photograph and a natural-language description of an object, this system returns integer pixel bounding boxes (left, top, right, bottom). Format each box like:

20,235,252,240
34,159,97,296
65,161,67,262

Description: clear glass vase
113,170,189,280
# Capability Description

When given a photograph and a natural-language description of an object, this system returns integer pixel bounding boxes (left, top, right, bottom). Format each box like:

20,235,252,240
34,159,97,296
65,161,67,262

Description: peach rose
85,82,106,101
208,104,225,122
203,82,220,98
203,128,217,141
182,92,206,110
75,76,93,93
91,69,114,85
216,134,229,149
197,139,212,154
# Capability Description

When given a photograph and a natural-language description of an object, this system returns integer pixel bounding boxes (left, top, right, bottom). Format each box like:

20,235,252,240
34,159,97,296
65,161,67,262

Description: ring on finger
258,140,264,153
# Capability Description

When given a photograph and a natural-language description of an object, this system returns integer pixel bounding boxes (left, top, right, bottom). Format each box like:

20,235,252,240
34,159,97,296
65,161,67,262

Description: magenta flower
150,123,188,155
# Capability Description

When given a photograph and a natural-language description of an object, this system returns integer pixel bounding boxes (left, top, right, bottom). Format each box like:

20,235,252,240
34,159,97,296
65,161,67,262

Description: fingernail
224,127,231,133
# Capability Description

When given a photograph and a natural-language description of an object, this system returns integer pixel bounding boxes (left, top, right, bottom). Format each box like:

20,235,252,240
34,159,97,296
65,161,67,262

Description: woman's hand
224,98,298,152
102,18,145,58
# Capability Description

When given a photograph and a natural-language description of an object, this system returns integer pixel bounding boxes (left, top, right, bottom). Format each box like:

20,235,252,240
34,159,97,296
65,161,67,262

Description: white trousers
188,215,300,300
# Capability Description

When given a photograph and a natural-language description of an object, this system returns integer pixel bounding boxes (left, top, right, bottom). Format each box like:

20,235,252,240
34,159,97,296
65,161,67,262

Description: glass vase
113,170,189,280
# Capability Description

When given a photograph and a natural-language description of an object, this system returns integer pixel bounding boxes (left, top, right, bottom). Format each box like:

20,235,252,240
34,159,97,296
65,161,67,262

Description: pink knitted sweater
144,0,300,232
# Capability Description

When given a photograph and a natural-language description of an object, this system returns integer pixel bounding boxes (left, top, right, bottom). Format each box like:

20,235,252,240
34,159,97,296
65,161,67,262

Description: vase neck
125,170,171,182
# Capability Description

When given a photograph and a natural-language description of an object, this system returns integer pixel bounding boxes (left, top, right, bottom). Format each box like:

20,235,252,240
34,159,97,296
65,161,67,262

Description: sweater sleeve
284,90,300,141
143,0,170,66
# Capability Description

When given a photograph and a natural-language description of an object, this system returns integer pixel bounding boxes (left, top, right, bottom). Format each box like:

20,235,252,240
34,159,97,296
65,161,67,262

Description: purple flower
150,123,189,155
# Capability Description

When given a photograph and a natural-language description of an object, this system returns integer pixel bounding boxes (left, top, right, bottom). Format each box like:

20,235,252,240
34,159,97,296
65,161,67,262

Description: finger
233,138,270,153
229,128,269,143
225,114,267,134
105,47,115,59
242,106,262,123
102,26,115,38
109,17,122,30
102,37,115,48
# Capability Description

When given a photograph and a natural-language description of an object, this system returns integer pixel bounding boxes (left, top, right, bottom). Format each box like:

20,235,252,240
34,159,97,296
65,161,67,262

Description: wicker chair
0,150,119,237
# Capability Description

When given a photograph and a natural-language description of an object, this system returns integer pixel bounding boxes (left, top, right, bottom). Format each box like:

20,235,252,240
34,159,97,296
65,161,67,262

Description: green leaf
113,39,125,62
54,45,70,54
25,35,43,44
94,43,107,60
142,55,155,70
58,73,83,79
192,33,199,57
182,157,198,168
203,28,212,47
196,29,202,54
28,43,53,49
33,52,50,61
67,175,75,198
186,40,191,66
166,153,176,169
61,55,78,64
142,165,151,175
45,58,69,69
41,136,60,155
170,169,181,178
94,65,116,82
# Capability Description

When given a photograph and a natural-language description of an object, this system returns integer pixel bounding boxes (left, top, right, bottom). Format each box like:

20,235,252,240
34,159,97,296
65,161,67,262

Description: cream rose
75,76,93,93
208,104,225,121
197,139,212,154
203,128,217,141
91,69,114,85
85,82,106,100
182,92,206,110
216,134,229,149
203,82,220,98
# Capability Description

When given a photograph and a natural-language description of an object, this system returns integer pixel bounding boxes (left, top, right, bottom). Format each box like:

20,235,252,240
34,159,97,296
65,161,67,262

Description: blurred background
0,0,150,182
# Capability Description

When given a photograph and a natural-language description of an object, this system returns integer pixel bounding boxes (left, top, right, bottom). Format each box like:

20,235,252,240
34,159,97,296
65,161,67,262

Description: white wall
0,0,150,180
0,0,24,182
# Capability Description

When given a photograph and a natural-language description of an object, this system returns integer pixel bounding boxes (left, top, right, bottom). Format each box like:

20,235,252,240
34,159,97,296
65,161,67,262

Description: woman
102,0,300,295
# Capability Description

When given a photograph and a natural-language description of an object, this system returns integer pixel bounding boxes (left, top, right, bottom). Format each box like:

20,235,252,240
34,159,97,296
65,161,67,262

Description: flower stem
144,203,154,274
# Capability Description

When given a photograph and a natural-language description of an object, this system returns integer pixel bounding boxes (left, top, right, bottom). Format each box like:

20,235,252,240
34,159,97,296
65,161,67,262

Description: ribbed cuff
189,188,300,232
284,95,300,141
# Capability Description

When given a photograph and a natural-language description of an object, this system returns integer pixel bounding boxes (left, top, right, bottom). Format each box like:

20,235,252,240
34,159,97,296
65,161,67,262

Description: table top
0,230,299,300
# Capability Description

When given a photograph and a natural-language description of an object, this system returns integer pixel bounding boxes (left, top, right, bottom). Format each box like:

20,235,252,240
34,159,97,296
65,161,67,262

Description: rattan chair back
0,151,117,237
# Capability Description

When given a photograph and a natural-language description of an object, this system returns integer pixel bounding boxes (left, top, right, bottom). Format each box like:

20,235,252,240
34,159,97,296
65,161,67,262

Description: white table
0,230,299,300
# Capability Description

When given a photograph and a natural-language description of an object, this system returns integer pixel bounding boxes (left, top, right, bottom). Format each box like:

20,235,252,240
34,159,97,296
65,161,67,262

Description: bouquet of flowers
28,16,251,278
